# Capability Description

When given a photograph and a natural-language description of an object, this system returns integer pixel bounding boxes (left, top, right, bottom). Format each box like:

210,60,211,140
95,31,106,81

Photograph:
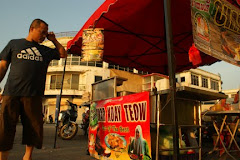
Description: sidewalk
8,124,96,160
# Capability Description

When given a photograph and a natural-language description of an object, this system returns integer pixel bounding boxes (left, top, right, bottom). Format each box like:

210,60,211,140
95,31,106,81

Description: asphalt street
7,124,240,160
8,123,95,160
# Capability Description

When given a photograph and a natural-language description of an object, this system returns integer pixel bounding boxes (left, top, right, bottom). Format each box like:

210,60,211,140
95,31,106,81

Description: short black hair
29,19,48,31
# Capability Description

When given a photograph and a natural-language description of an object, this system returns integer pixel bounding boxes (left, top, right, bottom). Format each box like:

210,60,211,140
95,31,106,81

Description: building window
71,74,79,90
211,79,219,91
50,74,80,90
202,77,208,88
191,74,199,86
50,75,62,89
95,76,102,82
181,77,185,82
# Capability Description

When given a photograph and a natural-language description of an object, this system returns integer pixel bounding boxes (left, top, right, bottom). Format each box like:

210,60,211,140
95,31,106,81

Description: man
82,107,89,136
0,19,67,160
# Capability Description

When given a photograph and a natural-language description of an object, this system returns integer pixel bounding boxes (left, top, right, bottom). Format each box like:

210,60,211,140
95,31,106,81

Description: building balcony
44,84,86,96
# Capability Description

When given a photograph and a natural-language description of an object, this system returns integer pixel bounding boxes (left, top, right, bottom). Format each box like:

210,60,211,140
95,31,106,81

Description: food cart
89,77,152,160
88,77,227,160
150,86,227,160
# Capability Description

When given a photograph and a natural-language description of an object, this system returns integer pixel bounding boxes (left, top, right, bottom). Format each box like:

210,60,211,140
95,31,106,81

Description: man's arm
0,60,9,83
47,32,67,58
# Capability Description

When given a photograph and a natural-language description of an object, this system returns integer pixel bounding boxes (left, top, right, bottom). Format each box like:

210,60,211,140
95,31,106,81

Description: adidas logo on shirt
17,47,43,61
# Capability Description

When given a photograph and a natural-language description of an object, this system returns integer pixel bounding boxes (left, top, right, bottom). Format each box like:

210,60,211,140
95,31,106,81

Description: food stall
87,77,227,160
89,77,152,160
150,86,227,160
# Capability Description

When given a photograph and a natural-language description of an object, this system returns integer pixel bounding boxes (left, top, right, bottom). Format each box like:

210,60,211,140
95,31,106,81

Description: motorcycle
58,100,79,140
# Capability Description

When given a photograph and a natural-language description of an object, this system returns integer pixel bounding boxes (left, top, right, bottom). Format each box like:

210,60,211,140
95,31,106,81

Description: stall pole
53,55,67,149
156,94,161,160
238,88,240,108
163,0,180,159
198,102,202,160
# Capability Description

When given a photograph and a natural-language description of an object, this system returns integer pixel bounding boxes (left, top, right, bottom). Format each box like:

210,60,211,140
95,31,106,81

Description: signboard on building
191,0,240,67
88,92,152,160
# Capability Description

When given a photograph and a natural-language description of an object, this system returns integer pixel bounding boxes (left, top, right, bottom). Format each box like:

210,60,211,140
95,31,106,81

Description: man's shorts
0,96,43,151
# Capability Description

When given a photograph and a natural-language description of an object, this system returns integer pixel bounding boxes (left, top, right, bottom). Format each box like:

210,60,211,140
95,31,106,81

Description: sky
0,0,239,91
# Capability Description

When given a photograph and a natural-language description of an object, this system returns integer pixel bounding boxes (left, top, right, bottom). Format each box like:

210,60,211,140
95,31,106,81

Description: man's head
27,19,48,43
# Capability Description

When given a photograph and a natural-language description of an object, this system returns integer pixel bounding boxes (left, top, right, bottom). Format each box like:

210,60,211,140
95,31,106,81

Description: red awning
67,0,219,75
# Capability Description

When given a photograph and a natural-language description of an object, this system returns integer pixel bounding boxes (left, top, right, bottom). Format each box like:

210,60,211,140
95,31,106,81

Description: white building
142,69,223,112
143,68,222,93
175,68,222,92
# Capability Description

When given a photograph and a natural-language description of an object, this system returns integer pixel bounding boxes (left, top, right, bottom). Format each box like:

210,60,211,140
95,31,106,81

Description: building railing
49,58,103,68
43,31,77,43
45,84,86,91
53,31,78,38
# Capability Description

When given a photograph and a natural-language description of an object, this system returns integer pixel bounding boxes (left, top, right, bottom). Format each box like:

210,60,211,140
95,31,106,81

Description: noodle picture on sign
105,133,126,150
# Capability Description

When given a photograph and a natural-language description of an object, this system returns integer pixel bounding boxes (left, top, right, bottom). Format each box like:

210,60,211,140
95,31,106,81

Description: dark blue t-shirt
0,39,60,96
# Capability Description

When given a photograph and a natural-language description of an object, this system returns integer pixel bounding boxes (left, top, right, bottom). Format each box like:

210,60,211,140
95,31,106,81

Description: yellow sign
82,28,104,62
191,0,240,66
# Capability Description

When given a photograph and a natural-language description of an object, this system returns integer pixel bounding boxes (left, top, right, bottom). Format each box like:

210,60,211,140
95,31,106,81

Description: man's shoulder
10,38,25,43
7,38,25,46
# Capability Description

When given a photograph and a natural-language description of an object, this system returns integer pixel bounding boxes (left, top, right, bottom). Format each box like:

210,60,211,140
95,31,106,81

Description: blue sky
0,0,239,90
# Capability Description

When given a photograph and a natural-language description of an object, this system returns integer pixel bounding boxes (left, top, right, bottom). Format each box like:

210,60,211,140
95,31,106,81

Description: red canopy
67,0,219,75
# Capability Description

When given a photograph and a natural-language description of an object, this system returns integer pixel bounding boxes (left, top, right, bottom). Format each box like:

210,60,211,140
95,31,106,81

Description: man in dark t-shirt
0,19,67,160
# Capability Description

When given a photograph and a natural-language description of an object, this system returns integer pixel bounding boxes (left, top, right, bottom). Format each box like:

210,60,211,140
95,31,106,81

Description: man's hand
0,60,9,83
46,32,56,42
47,32,67,58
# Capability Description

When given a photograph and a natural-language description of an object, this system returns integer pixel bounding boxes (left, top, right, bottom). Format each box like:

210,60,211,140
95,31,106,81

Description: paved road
8,123,96,160
8,124,240,160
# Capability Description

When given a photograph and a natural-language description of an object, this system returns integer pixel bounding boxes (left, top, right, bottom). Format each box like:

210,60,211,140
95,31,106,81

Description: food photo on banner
82,28,104,62
88,92,151,160
191,0,240,66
